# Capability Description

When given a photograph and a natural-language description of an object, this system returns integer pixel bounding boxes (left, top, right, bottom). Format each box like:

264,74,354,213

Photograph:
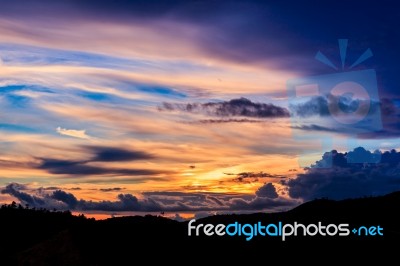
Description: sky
0,0,400,219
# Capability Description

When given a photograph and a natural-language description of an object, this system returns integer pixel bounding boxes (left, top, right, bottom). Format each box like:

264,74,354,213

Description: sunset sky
1,0,399,219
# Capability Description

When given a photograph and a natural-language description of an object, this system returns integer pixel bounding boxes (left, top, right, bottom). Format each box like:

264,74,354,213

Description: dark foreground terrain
1,192,399,265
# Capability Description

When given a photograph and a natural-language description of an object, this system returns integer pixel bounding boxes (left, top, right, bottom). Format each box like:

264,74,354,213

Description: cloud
0,0,396,95
290,96,330,117
288,147,400,200
236,172,285,179
42,186,61,190
50,190,79,209
347,147,381,164
1,183,160,211
160,98,290,118
141,188,296,212
99,188,123,192
207,196,224,206
255,183,279,198
80,193,160,212
35,145,158,177
0,158,35,170
197,119,263,123
0,0,397,219
358,98,400,139
2,183,296,212
232,171,286,183
291,124,339,133
0,1,392,69
57,127,91,139
86,146,153,162
290,94,380,118
37,158,159,176
1,183,45,206
289,96,400,137
229,196,296,211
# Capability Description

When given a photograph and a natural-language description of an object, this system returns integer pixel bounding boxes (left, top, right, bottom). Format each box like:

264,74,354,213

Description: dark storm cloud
255,183,279,198
160,98,290,118
85,146,153,162
37,158,158,176
288,147,400,200
35,146,157,176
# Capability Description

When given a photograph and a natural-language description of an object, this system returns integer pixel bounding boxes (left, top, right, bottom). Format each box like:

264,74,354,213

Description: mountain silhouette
1,192,399,265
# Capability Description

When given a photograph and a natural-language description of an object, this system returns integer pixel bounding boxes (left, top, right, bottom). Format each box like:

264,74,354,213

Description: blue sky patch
137,86,186,98
0,123,39,133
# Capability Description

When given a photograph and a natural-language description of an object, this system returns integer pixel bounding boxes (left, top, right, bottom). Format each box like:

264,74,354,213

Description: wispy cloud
36,145,159,177
160,98,290,118
57,127,91,139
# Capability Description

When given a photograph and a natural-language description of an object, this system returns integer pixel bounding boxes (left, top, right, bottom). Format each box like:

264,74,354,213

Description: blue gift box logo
287,39,382,167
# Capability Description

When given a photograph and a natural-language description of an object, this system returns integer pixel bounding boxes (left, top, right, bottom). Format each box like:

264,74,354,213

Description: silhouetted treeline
1,192,399,265
0,201,91,265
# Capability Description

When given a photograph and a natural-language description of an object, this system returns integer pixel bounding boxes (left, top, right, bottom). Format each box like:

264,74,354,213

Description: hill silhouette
1,192,399,265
